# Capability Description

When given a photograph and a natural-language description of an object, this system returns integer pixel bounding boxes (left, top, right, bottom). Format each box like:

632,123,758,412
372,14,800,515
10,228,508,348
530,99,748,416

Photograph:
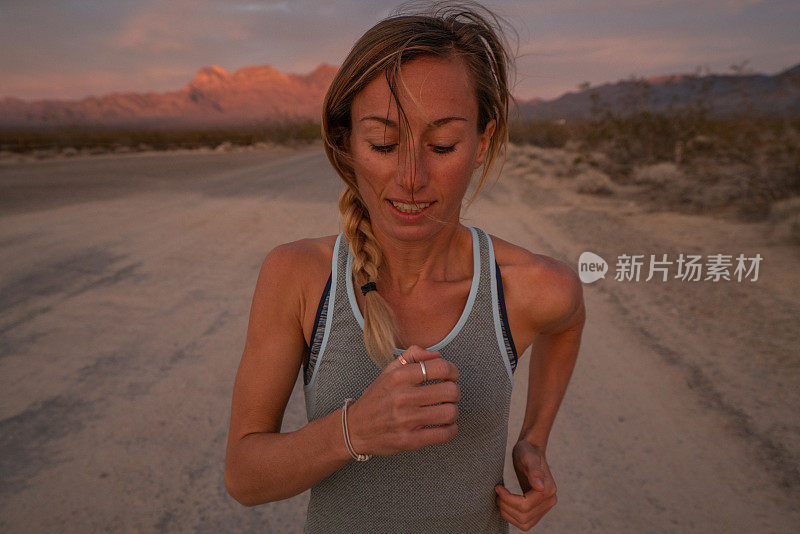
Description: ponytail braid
339,186,400,368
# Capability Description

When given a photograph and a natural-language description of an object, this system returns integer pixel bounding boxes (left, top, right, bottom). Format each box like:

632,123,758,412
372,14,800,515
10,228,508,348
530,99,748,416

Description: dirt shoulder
498,143,800,495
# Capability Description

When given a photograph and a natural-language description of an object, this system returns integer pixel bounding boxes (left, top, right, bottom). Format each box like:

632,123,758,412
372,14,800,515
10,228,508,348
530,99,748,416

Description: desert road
1,145,798,532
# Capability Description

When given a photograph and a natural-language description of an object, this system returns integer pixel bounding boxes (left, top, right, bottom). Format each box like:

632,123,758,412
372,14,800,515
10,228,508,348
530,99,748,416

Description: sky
1,0,798,102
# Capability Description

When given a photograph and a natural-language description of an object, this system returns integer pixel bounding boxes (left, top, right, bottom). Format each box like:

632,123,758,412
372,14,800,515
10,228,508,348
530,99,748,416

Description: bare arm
495,257,586,530
517,271,585,450
224,242,353,506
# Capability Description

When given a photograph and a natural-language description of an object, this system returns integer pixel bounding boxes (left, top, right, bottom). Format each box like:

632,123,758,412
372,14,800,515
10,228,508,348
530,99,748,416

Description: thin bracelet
342,398,371,461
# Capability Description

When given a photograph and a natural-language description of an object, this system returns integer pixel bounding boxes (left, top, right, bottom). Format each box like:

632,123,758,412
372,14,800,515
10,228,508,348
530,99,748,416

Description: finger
400,358,458,386
498,500,550,533
522,455,547,492
522,461,556,498
385,356,405,372
519,496,557,530
402,345,441,364
411,422,458,448
496,484,546,514
494,484,528,515
524,481,555,501
387,347,441,374
496,490,556,531
496,502,525,530
410,380,461,406
530,476,545,492
385,346,435,373
411,402,459,428
498,507,525,530
522,493,557,515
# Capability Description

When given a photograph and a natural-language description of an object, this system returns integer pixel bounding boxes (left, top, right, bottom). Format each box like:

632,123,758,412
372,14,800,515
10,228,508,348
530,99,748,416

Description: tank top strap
478,227,516,381
302,233,345,397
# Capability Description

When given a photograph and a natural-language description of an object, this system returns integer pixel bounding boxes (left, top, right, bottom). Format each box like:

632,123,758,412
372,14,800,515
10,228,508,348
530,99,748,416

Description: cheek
352,141,393,173
352,146,394,196
430,151,477,195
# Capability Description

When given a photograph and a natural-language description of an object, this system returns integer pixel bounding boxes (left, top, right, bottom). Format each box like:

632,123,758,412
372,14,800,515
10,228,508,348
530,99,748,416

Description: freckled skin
349,55,495,246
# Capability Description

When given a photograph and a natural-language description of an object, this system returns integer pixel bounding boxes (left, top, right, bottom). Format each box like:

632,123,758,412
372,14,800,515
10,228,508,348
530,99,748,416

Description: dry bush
0,121,321,154
574,169,615,195
510,80,799,223
509,121,570,148
632,162,683,187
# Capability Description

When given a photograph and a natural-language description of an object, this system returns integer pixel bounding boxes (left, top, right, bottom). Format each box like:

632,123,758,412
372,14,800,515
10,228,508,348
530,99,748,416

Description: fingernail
534,478,544,487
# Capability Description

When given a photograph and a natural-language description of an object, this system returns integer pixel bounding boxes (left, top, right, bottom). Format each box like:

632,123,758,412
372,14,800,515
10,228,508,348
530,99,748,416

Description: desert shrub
510,99,798,221
509,121,570,148
574,169,615,195
0,120,322,153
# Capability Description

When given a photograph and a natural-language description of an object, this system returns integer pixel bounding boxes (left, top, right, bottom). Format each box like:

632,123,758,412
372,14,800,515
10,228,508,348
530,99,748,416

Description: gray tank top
302,226,517,533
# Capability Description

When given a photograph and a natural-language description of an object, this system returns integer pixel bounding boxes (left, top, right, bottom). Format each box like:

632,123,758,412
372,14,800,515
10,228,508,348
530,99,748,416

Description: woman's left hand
494,440,557,531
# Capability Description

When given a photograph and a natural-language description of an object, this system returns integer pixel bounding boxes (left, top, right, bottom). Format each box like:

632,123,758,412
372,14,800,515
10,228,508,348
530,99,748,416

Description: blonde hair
322,1,514,367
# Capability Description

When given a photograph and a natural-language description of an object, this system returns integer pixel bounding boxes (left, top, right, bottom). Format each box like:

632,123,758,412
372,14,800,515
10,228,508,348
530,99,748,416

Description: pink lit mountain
0,64,339,128
3,61,798,129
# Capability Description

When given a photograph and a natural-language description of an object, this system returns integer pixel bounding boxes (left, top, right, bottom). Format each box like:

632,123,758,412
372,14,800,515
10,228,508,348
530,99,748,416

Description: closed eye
369,143,456,155
431,144,456,154
370,143,397,154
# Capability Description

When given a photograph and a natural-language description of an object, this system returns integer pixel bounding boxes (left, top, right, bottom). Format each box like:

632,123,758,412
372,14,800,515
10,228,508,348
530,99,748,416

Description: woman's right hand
346,345,461,457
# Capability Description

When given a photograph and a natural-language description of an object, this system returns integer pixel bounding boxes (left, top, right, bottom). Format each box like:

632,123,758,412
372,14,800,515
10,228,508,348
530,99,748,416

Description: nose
394,143,429,196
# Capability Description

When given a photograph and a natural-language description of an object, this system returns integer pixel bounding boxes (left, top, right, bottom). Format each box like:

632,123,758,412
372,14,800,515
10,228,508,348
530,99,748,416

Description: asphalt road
0,146,797,533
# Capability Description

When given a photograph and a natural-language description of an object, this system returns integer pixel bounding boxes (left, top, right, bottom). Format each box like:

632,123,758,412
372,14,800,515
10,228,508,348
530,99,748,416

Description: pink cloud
112,1,256,54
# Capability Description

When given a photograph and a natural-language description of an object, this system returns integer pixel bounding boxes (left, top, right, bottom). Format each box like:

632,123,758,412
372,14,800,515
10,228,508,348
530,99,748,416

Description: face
349,55,495,243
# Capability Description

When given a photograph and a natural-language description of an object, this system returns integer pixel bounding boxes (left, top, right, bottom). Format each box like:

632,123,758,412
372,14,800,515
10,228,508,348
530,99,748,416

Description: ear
474,119,496,169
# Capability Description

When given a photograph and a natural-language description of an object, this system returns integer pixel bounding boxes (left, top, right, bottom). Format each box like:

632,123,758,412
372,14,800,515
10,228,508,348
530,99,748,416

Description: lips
389,199,432,212
385,199,435,219
388,198,434,204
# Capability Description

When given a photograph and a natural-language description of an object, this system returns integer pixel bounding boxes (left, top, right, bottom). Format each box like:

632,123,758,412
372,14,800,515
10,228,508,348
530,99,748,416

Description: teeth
391,200,431,213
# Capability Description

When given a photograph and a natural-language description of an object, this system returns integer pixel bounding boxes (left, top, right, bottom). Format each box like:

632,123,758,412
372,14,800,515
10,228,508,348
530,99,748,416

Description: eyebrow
359,116,467,128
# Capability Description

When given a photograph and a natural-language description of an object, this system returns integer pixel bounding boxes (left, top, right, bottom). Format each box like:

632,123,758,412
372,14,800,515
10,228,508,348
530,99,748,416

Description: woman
225,3,585,532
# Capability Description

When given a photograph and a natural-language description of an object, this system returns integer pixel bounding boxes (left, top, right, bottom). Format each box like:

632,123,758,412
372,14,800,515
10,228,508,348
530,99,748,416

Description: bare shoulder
257,234,338,311
264,235,337,269
488,233,585,336
255,235,339,349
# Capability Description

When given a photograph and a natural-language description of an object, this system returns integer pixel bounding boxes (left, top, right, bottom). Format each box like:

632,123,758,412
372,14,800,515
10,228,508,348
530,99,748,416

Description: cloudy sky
1,0,798,102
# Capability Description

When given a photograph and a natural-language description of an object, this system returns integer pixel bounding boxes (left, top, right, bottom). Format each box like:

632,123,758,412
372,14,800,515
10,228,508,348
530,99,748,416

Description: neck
371,221,472,295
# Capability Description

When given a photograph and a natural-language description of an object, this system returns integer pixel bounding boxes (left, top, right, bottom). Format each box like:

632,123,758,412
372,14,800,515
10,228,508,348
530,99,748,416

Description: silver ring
419,361,428,383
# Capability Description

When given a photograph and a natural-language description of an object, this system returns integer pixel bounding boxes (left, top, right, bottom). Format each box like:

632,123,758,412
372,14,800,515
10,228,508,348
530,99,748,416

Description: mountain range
0,64,338,129
516,63,800,121
1,62,798,129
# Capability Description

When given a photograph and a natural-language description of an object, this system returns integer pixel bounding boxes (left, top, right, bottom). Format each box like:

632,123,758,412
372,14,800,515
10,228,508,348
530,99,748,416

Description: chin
377,218,453,243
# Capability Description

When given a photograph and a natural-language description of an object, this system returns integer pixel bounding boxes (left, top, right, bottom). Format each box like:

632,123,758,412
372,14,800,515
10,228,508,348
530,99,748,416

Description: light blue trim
485,229,514,383
304,233,342,393
346,226,480,353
